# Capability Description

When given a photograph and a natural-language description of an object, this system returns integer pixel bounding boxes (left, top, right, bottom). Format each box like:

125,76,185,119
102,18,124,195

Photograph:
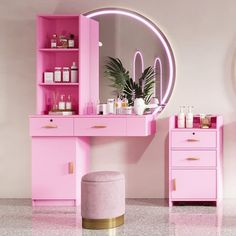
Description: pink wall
1,0,236,198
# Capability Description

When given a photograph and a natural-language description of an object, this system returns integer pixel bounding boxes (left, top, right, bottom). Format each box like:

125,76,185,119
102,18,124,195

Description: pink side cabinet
169,115,223,206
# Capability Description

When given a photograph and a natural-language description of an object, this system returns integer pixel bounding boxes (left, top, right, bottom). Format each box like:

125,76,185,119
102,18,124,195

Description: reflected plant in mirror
104,57,155,106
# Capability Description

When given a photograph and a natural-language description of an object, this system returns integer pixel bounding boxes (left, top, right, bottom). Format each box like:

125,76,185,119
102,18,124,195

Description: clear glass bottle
66,95,72,110
58,95,65,110
115,97,122,114
51,34,57,48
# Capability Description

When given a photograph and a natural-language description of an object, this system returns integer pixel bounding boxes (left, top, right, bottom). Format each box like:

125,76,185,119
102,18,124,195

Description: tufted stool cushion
81,171,125,229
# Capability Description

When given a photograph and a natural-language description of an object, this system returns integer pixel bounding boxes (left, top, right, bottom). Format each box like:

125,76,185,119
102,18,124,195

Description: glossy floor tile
0,199,236,235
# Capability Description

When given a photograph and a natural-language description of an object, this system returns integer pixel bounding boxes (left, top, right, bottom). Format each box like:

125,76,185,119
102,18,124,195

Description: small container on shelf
51,34,57,48
66,95,72,110
68,34,75,48
97,103,107,115
58,35,68,48
44,72,54,83
123,106,132,115
59,95,66,110
54,67,62,82
107,98,115,114
71,62,78,83
62,67,70,82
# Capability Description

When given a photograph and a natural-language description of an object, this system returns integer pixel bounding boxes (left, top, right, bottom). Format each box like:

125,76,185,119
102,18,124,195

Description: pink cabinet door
171,170,216,199
32,137,76,199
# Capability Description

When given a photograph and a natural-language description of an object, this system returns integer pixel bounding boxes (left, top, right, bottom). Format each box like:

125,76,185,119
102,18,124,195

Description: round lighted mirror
85,8,176,113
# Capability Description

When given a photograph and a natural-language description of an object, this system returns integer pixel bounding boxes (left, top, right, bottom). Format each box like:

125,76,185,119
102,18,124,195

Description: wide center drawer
171,131,217,148
29,117,74,136
74,118,126,136
171,150,216,167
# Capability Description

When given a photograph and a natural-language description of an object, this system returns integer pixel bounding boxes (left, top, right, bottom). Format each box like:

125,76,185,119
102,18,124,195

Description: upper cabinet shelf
38,83,79,86
39,48,79,52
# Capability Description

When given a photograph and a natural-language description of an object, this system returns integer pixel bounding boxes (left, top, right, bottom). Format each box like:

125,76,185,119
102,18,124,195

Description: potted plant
104,57,155,106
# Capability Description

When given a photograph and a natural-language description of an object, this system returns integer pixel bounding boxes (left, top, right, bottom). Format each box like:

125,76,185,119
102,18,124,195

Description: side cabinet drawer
171,170,216,199
74,118,126,136
171,131,217,148
29,118,74,136
171,150,216,167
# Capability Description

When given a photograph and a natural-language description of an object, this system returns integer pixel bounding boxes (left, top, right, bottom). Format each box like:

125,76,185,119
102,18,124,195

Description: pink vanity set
29,14,223,223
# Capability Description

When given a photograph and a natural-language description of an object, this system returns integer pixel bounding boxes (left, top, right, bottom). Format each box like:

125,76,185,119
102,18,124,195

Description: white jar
54,67,62,82
107,98,115,114
62,67,70,82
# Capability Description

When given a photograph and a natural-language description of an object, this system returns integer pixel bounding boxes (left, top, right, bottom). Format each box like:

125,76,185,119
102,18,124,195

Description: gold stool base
82,214,124,229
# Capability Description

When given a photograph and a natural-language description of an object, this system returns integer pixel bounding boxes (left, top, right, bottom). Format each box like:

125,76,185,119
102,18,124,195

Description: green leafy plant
104,57,155,106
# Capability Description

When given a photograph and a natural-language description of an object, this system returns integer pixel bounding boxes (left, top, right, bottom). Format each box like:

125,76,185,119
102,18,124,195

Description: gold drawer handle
186,157,200,161
68,162,74,174
91,125,107,129
186,138,199,142
173,179,176,191
42,124,58,128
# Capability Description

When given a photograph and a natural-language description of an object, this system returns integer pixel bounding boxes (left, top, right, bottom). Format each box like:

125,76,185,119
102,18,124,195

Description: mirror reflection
86,9,175,113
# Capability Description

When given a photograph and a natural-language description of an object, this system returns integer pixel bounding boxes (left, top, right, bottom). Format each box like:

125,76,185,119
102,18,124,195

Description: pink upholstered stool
81,171,125,229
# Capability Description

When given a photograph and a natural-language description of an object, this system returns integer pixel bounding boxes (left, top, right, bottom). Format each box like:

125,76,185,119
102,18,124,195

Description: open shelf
39,83,79,86
39,48,79,52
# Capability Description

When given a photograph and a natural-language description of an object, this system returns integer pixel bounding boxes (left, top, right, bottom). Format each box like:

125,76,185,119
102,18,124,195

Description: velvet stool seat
81,171,125,229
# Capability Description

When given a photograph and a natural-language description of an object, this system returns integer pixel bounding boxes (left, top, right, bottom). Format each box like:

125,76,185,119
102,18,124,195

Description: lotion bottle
186,106,194,128
177,106,185,128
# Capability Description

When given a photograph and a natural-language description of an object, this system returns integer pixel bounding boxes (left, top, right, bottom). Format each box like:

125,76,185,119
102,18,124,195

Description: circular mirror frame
84,8,176,112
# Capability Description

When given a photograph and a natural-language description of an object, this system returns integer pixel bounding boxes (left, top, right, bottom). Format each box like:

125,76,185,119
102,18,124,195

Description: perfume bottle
66,95,72,110
68,34,75,48
51,34,57,48
59,95,65,110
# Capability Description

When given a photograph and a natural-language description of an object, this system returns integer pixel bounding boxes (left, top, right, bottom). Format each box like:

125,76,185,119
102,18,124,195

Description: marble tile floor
0,199,236,236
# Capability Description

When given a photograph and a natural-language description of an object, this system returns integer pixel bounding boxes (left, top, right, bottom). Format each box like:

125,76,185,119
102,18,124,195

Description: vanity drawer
171,150,216,167
171,131,216,148
74,118,126,136
29,117,74,136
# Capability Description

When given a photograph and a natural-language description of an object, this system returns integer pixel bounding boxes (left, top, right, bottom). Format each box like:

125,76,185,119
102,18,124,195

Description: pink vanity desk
169,115,223,207
29,14,157,206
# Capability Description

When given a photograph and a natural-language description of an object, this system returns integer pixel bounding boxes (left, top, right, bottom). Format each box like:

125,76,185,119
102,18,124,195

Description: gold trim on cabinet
91,125,107,129
42,124,58,128
186,157,200,160
68,162,74,174
186,138,200,142
173,179,176,191
82,214,124,229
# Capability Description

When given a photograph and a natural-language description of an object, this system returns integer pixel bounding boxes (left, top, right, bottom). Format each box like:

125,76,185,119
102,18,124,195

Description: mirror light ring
85,8,175,107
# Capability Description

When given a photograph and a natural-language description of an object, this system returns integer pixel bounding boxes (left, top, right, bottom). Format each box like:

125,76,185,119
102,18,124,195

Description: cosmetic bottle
107,98,115,114
186,106,193,128
66,95,72,110
71,62,78,83
115,97,122,114
62,67,70,82
59,95,65,110
51,34,57,48
54,67,62,82
68,34,75,48
177,106,185,128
